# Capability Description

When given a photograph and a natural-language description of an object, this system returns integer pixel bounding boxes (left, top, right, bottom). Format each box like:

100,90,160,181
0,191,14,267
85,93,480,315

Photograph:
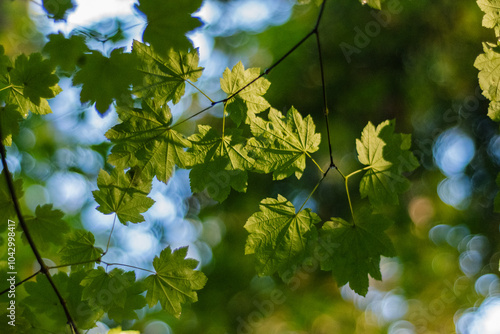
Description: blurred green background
1,0,499,333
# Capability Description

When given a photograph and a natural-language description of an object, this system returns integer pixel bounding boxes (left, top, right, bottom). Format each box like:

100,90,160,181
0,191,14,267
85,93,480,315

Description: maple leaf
20,204,69,251
72,48,141,114
106,99,191,183
23,271,103,331
0,52,61,117
0,171,23,222
144,246,207,318
474,42,500,121
81,267,146,322
319,208,396,296
477,0,500,36
188,125,254,202
356,119,419,207
135,0,203,55
59,230,103,270
42,0,76,21
244,194,321,276
43,33,89,74
92,167,155,224
248,106,321,180
133,40,204,105
0,104,22,146
220,61,271,125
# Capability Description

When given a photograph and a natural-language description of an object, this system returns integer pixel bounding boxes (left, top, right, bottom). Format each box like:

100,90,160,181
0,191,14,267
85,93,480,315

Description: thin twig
0,130,80,334
0,270,41,296
102,261,156,274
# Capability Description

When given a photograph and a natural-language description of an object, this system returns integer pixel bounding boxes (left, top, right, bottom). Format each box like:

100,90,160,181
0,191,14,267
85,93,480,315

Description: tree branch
0,133,80,334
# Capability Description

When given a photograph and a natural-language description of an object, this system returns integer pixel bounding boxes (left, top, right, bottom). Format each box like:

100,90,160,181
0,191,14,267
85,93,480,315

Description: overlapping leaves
248,106,321,180
244,195,321,276
133,40,204,105
356,119,419,207
188,125,254,202
144,246,207,318
106,99,191,183
221,61,271,125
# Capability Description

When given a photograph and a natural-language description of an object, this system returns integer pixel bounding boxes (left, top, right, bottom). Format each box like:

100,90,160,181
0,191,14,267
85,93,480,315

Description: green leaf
320,208,396,296
0,52,61,117
72,48,140,114
135,0,203,55
0,171,23,222
23,271,103,331
81,267,146,322
92,167,155,224
188,125,254,202
21,204,69,251
356,120,419,207
220,61,271,125
59,230,103,270
144,246,207,318
0,104,22,146
477,0,500,36
248,106,321,180
106,99,191,183
42,0,75,21
133,40,204,105
474,42,500,121
244,194,321,277
43,33,89,74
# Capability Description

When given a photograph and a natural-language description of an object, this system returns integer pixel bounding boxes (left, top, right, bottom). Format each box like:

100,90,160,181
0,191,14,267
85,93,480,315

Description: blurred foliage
0,0,499,333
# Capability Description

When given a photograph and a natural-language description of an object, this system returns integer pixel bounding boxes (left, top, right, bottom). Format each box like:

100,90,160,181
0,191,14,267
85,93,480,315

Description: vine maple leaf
244,194,321,276
21,204,69,251
188,125,254,202
477,0,500,37
92,167,155,224
72,48,141,114
220,61,271,125
320,208,396,296
248,106,321,180
43,33,89,75
106,99,191,183
59,230,103,270
0,52,61,117
133,40,204,105
144,246,207,318
135,0,203,55
81,267,146,322
356,119,419,207
474,42,500,121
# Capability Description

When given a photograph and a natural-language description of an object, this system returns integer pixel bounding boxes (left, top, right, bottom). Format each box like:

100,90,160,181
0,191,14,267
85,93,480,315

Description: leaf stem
103,214,117,255
47,258,102,269
0,84,13,93
102,261,156,274
305,152,324,174
0,128,80,334
186,80,214,104
0,270,41,296
297,168,329,213
343,168,365,225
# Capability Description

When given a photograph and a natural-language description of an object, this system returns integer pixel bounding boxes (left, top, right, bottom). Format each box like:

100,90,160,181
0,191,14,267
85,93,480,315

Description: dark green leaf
320,208,396,296
21,204,69,251
42,0,75,21
43,33,89,74
135,0,203,55
72,48,140,114
0,104,21,146
59,230,103,270
0,171,23,222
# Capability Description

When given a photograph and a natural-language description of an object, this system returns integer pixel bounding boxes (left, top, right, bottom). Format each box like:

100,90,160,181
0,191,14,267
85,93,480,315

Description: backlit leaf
21,204,69,251
59,230,103,270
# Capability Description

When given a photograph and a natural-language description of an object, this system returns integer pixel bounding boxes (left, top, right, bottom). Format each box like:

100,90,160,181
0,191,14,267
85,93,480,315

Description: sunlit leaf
244,194,321,276
474,42,500,121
